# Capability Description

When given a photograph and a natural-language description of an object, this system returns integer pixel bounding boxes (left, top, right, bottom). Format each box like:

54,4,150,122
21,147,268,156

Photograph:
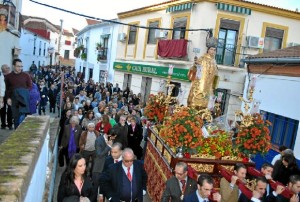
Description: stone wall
0,116,58,202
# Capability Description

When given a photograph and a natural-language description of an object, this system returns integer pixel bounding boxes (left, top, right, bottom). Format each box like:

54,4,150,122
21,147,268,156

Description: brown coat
61,124,82,148
220,177,239,202
79,130,100,151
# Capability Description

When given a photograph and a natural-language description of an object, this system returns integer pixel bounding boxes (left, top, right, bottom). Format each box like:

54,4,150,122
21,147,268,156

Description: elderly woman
79,122,99,177
57,154,96,202
81,110,96,130
61,116,82,165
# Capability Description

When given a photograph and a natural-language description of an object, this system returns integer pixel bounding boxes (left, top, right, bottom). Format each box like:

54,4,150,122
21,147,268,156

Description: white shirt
0,71,5,98
196,190,209,202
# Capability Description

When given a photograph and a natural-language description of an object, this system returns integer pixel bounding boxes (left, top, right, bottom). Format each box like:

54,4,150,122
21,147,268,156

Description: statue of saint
187,37,219,109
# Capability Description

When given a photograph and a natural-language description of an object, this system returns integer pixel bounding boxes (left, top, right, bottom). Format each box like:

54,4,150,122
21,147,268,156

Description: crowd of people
1,59,300,202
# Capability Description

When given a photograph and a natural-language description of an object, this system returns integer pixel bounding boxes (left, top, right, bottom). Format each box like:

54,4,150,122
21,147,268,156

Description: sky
21,0,300,31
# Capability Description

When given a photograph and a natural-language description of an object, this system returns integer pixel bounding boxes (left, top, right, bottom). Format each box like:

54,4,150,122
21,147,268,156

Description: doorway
141,77,152,104
123,74,132,90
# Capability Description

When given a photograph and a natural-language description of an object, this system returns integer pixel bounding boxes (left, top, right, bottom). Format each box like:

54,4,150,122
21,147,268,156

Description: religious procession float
142,37,293,201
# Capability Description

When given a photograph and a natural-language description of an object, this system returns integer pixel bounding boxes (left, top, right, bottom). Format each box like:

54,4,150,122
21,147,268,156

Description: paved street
0,127,13,145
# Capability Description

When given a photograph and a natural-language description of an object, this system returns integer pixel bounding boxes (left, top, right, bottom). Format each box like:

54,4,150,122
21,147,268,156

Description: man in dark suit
99,148,147,202
161,162,197,202
113,83,121,93
276,175,300,202
260,162,285,201
183,174,221,202
238,176,268,202
103,142,123,171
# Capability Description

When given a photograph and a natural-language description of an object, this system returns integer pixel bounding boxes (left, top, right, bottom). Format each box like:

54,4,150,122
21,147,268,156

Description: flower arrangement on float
159,107,204,154
235,113,272,156
144,92,167,123
200,129,234,159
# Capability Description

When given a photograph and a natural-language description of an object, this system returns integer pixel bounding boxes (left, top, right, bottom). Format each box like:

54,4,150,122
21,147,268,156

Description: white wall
19,29,50,71
252,74,300,159
75,22,119,83
0,31,20,67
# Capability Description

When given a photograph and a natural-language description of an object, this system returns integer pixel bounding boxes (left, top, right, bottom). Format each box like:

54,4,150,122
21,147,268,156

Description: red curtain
157,39,188,58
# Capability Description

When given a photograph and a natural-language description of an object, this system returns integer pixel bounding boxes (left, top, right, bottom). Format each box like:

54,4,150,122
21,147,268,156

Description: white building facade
75,20,119,83
19,29,50,71
19,16,60,71
114,0,300,121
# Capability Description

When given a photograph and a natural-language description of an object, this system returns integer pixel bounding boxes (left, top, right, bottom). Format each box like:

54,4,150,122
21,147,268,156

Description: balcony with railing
216,43,237,66
97,47,108,62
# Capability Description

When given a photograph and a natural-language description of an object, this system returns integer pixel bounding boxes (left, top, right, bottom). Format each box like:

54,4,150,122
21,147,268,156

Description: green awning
166,2,193,13
217,3,251,15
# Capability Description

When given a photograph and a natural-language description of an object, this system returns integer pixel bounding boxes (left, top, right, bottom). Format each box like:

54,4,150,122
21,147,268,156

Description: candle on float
249,76,257,88
168,65,174,75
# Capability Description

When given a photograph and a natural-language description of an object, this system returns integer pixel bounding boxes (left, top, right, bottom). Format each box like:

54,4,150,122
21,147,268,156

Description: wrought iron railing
97,47,108,61
216,43,237,66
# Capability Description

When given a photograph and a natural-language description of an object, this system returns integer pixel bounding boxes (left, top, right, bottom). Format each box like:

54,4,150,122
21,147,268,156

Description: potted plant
74,45,84,58
96,42,103,51
81,53,87,60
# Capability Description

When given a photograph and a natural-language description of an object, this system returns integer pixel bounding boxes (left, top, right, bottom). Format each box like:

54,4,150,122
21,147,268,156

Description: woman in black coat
127,118,143,159
57,153,97,202
272,153,300,185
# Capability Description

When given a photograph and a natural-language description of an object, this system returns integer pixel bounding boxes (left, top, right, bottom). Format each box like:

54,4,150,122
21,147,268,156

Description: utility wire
29,0,212,33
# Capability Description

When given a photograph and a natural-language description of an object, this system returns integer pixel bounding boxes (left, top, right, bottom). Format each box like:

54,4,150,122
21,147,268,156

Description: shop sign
113,62,190,81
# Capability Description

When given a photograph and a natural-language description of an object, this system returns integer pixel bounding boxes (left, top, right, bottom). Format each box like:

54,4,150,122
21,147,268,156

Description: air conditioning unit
288,42,300,47
155,30,168,39
247,36,264,49
118,33,126,42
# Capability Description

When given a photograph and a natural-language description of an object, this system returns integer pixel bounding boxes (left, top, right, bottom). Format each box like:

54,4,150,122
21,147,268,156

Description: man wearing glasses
161,162,197,202
5,59,32,129
100,148,147,202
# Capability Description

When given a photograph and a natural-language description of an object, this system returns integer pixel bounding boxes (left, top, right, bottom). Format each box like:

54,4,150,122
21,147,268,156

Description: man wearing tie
161,162,197,202
100,148,147,202
103,142,123,171
183,174,221,202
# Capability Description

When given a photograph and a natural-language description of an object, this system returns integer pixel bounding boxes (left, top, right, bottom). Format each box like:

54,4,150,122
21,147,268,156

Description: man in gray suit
161,162,197,202
92,128,117,193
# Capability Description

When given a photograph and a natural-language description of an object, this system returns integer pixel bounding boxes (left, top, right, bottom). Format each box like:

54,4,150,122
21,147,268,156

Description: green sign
113,62,190,81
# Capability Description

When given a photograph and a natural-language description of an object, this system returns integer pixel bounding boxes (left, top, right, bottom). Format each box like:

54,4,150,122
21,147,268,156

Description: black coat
113,123,128,149
127,124,143,159
57,171,96,202
272,160,300,185
99,160,147,202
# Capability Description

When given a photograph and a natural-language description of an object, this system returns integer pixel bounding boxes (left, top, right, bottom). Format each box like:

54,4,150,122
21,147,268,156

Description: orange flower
159,107,204,153
236,113,272,156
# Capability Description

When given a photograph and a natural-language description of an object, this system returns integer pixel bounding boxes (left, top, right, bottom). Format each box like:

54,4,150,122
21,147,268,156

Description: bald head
1,64,11,75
